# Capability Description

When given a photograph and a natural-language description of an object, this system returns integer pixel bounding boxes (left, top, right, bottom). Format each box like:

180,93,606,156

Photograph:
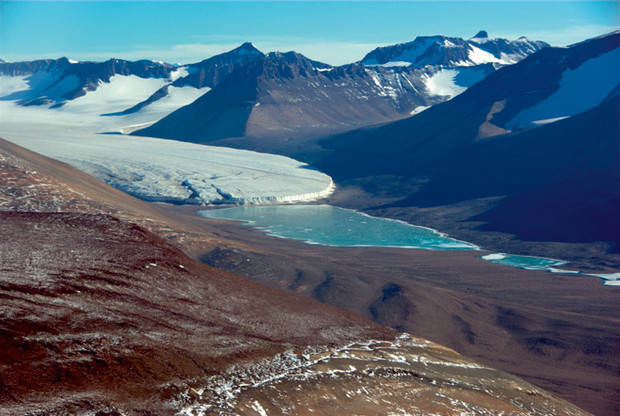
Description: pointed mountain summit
101,43,266,116
173,42,264,89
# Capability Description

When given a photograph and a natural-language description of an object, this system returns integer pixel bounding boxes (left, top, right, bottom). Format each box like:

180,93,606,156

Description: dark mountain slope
316,84,493,179
134,59,261,141
473,102,619,245
319,32,619,177
316,32,620,247
384,96,618,248
133,50,441,148
127,34,544,151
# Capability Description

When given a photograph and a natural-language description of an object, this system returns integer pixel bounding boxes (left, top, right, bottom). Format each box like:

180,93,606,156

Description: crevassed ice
0,74,335,205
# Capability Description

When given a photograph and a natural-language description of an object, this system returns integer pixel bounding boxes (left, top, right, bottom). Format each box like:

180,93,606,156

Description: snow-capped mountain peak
361,32,548,68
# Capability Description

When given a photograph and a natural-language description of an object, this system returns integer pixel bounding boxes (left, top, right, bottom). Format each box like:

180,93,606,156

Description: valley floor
154,201,620,416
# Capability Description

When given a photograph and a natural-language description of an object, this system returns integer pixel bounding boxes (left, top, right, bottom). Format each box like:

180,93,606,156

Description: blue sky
1,1,618,65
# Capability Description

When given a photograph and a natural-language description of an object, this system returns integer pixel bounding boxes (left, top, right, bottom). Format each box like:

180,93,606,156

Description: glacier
0,74,334,205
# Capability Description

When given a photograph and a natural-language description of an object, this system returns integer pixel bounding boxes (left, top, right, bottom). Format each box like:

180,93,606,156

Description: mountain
0,43,265,115
133,33,546,156
0,138,594,415
135,51,430,148
361,31,548,67
316,31,620,247
133,50,438,143
111,42,265,116
174,42,265,89
1,34,546,151
0,57,176,107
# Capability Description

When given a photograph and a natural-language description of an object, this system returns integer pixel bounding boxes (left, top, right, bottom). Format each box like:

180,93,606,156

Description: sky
1,1,618,65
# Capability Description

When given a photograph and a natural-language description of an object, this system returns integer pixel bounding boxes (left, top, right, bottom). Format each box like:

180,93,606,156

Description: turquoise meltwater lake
199,204,478,250
198,204,618,285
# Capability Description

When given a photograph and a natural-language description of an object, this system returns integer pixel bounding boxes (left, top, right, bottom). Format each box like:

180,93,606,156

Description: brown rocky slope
0,139,596,415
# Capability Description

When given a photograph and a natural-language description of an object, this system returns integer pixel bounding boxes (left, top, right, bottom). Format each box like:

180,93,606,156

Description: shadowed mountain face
316,31,620,249
133,51,443,147
111,43,266,116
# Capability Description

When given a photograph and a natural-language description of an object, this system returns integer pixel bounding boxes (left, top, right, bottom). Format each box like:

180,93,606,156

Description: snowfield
0,74,334,205
506,48,620,129
423,67,488,99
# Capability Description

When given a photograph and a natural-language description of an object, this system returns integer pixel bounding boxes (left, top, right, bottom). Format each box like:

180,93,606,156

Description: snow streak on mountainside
362,31,549,100
507,46,620,128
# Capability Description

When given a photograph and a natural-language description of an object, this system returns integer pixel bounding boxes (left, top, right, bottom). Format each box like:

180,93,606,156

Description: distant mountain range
1,31,547,144
0,42,264,109
135,31,547,146
0,57,175,106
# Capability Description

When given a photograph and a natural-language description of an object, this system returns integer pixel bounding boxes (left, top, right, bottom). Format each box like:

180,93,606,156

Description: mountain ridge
361,31,548,67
